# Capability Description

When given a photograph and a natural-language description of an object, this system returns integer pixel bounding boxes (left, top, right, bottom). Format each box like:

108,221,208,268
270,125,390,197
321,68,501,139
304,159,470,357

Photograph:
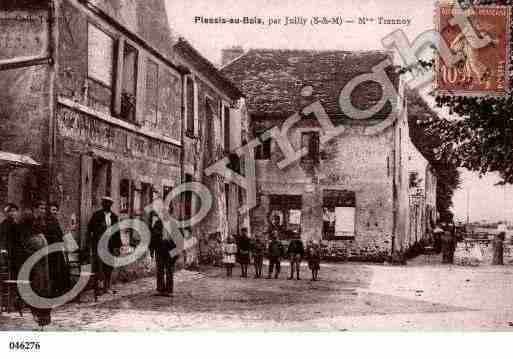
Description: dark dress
45,215,69,296
307,245,321,270
19,216,52,327
237,234,251,265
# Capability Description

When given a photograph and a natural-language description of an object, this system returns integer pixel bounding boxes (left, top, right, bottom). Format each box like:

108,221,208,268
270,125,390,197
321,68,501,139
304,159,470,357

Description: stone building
172,38,250,264
222,48,436,261
0,0,186,277
0,1,248,271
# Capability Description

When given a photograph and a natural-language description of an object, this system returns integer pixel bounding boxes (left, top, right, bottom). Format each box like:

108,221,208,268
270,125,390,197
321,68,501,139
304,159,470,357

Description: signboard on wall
87,24,114,86
0,10,49,61
334,206,355,237
57,105,181,165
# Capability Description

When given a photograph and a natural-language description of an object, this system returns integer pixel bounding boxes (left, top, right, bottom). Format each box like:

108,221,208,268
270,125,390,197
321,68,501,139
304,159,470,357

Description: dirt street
2,257,513,331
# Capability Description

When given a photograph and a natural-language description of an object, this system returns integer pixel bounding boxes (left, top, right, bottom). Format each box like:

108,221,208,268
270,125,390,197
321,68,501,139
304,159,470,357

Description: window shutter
193,79,199,136
220,100,225,150
110,162,121,214
313,133,320,163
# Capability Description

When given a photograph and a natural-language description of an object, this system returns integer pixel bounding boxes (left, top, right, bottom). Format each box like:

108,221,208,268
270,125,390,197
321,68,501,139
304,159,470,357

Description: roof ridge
245,48,391,54
219,50,249,70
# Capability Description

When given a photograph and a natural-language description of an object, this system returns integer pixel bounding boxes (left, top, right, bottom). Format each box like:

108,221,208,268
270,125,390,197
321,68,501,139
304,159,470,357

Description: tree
417,0,513,185
407,89,462,222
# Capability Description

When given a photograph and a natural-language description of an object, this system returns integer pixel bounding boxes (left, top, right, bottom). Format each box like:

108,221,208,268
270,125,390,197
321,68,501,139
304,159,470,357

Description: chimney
221,46,244,66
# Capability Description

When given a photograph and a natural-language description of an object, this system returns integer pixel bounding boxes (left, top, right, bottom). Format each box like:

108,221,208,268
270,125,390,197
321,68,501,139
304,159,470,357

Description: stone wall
250,118,397,261
454,239,513,266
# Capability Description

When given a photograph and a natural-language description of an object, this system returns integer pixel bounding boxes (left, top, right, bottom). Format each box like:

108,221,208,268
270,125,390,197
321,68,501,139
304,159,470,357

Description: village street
2,257,513,331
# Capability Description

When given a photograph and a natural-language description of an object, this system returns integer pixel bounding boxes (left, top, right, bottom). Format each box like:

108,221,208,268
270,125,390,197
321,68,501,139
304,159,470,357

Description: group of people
223,228,322,281
0,201,69,328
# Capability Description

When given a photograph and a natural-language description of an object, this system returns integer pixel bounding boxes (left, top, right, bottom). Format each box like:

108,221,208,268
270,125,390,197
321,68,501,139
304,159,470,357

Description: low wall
454,239,513,266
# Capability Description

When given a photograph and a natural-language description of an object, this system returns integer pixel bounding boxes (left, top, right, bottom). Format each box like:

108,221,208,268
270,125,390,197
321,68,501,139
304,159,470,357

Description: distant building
407,140,437,248
222,48,436,260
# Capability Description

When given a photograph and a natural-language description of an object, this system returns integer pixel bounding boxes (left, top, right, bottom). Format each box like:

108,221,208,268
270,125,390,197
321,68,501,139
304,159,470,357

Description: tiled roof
173,38,244,99
221,49,399,121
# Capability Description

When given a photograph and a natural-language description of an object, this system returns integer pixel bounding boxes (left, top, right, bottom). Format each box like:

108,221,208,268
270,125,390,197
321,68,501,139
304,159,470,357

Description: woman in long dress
18,211,52,329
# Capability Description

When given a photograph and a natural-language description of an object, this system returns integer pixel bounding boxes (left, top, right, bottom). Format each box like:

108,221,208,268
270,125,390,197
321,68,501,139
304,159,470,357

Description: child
267,231,283,279
223,235,237,277
251,236,266,278
307,241,321,281
287,238,304,280
237,228,251,278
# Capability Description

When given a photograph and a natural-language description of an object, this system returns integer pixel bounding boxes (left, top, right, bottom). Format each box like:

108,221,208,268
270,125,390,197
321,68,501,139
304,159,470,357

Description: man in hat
87,196,121,296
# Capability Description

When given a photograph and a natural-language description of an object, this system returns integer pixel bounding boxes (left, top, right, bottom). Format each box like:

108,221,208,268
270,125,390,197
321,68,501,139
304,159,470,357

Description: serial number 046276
9,341,41,351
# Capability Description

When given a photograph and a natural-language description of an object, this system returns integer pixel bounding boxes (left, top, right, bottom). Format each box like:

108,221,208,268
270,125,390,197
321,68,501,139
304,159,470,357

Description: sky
165,0,512,223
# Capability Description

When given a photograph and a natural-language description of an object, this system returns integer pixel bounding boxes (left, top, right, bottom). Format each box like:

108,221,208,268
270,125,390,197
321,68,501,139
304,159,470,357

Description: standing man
287,237,304,280
237,228,251,278
148,210,174,296
157,210,178,297
87,196,121,297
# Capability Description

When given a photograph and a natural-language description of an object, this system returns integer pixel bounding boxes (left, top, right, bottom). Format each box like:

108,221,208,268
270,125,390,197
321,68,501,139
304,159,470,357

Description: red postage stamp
435,3,511,96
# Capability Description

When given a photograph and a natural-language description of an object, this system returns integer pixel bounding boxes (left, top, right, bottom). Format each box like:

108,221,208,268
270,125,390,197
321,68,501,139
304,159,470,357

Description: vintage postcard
0,0,513,357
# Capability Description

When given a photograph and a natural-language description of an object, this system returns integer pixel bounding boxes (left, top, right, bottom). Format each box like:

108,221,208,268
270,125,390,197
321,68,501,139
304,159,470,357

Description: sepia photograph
0,0,512,356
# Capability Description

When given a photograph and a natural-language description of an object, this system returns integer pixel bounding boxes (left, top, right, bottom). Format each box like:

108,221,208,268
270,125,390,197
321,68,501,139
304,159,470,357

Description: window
301,131,320,163
186,77,198,137
269,195,302,239
121,43,138,122
145,59,159,126
323,190,356,240
255,132,271,160
163,185,173,214
186,77,194,135
87,24,114,87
